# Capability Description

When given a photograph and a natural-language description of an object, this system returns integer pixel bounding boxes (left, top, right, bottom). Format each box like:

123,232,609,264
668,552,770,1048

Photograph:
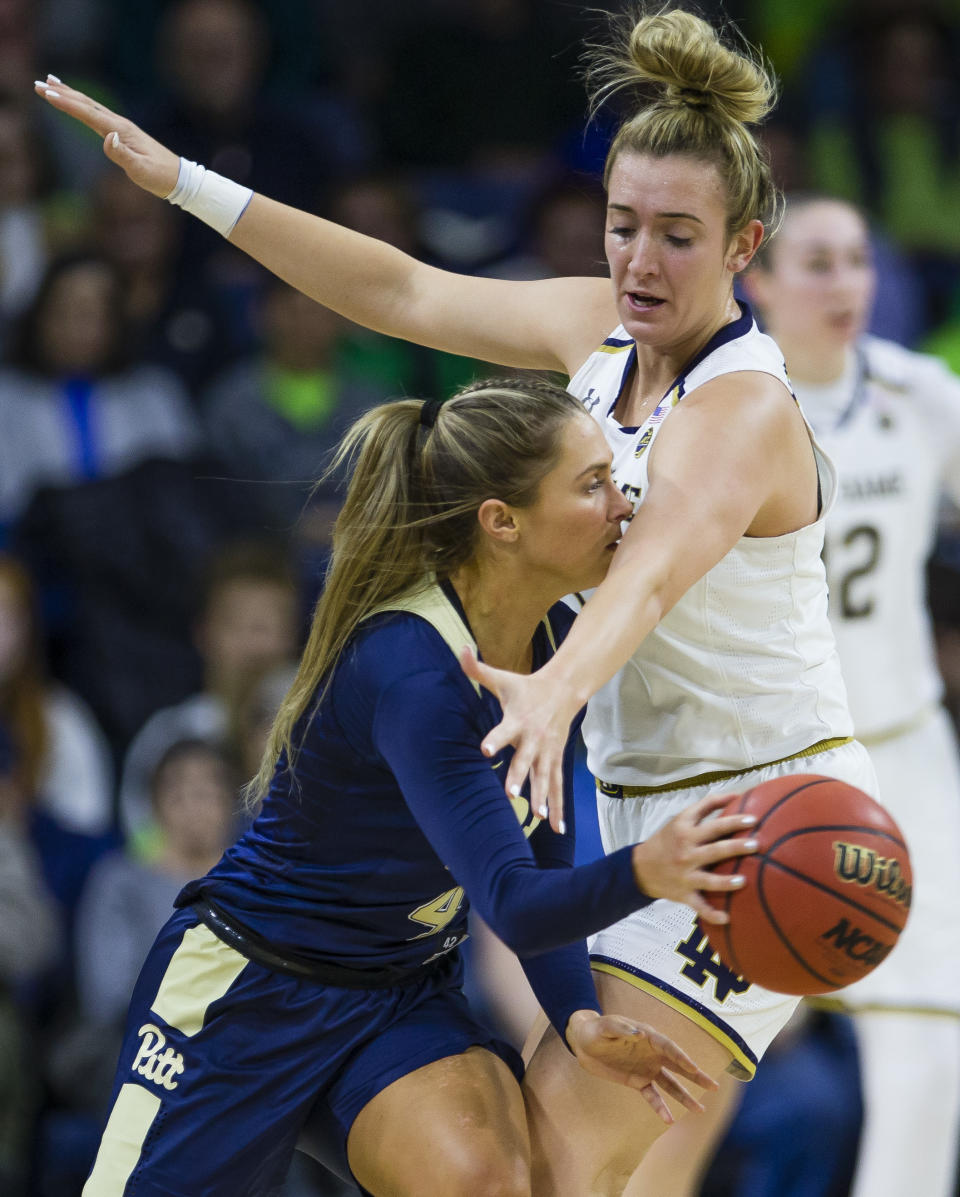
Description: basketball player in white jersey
36,9,879,1194
744,194,960,1197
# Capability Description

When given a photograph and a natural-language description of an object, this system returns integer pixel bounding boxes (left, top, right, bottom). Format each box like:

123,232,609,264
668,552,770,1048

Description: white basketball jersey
567,304,853,786
797,336,960,738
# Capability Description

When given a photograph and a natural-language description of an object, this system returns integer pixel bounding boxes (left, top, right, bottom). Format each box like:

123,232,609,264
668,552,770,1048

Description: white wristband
165,158,253,238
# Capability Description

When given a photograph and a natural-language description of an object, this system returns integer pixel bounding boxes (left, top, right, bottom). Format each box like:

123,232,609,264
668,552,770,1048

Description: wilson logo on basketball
832,842,912,910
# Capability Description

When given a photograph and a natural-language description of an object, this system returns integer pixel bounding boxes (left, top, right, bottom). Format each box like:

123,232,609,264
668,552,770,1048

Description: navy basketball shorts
83,908,522,1196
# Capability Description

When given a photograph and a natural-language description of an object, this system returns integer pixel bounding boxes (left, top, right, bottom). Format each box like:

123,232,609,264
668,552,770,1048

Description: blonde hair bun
621,9,775,126
587,7,782,238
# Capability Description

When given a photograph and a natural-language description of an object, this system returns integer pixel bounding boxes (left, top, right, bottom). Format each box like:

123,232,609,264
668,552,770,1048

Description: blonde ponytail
246,376,584,804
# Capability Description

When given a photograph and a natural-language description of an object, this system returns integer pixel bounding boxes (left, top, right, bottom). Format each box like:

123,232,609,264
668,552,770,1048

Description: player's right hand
630,792,758,925
565,1009,718,1122
34,76,179,198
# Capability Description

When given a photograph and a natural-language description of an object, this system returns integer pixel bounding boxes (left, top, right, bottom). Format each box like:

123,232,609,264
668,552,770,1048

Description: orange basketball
705,774,912,995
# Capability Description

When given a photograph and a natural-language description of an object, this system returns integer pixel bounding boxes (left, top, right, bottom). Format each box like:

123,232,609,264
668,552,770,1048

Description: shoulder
685,317,790,399
862,334,960,395
43,685,110,753
128,693,226,749
44,684,98,730
567,322,634,397
347,611,470,693
862,336,960,447
333,612,484,750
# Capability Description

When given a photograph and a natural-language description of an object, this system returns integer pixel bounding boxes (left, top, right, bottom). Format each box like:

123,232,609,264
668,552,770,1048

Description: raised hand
631,792,758,925
34,75,179,198
565,1009,718,1123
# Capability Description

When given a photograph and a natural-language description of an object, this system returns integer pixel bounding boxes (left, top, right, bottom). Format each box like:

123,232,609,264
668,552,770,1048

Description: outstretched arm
34,77,615,374
465,372,818,825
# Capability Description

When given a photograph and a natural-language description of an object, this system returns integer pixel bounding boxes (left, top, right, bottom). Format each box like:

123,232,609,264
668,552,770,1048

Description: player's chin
581,559,614,589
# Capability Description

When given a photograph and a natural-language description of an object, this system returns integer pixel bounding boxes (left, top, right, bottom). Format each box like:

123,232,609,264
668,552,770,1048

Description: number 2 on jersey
823,523,882,620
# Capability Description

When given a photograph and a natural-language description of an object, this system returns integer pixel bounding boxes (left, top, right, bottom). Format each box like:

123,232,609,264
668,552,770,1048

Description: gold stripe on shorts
150,922,249,1037
597,736,854,799
82,1083,161,1195
591,960,755,1079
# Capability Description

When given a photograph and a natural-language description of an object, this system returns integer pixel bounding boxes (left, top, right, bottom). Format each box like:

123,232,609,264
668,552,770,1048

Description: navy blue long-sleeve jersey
178,582,650,1037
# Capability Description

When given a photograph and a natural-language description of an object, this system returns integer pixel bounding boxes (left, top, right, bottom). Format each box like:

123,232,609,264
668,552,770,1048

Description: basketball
705,774,912,995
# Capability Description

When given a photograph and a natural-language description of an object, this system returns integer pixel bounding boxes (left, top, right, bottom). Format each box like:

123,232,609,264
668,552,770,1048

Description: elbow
481,913,544,957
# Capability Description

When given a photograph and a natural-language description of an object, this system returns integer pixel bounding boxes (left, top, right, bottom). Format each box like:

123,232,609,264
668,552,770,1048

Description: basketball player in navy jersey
78,377,754,1197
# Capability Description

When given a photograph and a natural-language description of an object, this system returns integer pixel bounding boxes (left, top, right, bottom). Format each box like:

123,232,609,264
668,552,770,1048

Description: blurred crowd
3,0,960,1193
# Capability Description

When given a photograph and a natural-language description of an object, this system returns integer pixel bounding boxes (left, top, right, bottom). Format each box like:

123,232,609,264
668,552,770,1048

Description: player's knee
439,1143,530,1197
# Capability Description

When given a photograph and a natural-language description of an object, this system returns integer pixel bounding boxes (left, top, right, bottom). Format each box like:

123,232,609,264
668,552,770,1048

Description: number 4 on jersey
407,886,465,940
676,920,751,1003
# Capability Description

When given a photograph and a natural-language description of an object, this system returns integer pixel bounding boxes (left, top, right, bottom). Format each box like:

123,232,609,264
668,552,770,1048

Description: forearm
477,845,648,955
230,193,431,341
520,941,600,1046
544,543,666,713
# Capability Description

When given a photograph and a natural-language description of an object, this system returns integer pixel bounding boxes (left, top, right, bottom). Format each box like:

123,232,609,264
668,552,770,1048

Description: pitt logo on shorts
131,1022,185,1090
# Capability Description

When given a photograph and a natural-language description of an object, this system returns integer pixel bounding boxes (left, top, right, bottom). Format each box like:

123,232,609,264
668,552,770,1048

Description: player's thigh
347,1046,531,1197
522,973,731,1197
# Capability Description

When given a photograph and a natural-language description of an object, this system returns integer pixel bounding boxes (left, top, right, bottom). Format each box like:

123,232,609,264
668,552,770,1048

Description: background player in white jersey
744,194,960,1197
36,9,877,1194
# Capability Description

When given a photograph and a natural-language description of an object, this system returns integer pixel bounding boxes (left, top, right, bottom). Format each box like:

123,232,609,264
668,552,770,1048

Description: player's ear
477,498,519,543
726,219,764,274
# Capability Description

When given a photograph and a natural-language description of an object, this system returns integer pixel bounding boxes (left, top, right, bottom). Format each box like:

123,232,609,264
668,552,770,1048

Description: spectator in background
0,0,37,101
483,174,608,280
202,276,392,546
801,4,960,329
225,659,299,788
89,170,240,399
137,0,368,322
0,250,201,533
326,174,488,399
0,718,60,1197
0,96,52,347
376,0,585,174
0,553,113,838
118,540,299,845
1,251,277,752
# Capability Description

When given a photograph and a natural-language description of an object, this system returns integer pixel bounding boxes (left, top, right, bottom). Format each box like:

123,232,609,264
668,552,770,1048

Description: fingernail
731,875,746,887
47,74,62,84
740,814,757,826
537,804,548,819
742,839,758,851
45,90,60,99
510,784,522,798
34,80,48,89
558,819,566,835
111,131,120,147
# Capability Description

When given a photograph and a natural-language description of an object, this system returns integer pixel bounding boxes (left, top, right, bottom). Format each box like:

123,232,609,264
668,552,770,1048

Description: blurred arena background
3,1,960,1193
